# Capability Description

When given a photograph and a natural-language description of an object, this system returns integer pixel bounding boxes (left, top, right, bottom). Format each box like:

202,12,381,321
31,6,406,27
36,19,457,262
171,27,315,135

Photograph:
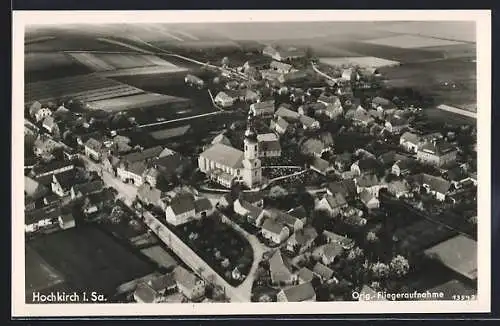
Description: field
87,93,189,111
25,35,137,53
379,57,476,106
362,34,467,49
27,226,156,298
423,107,476,126
25,52,93,83
25,245,66,294
319,56,400,68
67,52,185,73
25,74,144,104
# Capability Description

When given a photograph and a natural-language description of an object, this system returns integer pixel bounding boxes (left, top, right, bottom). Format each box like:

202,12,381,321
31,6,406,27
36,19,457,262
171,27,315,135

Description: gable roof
313,262,334,280
297,267,314,283
262,218,286,235
52,169,78,191
419,140,456,156
200,143,244,169
322,243,345,260
287,206,307,220
275,107,300,121
236,199,264,220
359,189,377,205
31,160,73,176
424,235,477,280
24,176,48,199
194,198,213,213
211,134,232,146
149,273,176,292
322,231,355,249
122,146,164,164
299,115,318,128
324,193,347,209
275,116,290,130
280,282,316,302
400,132,421,144
25,207,61,225
72,180,104,196
311,157,331,174
169,193,195,215
355,174,380,188
355,157,381,172
173,266,201,290
288,227,318,246
134,283,159,303
416,173,452,194
84,138,103,152
269,250,294,284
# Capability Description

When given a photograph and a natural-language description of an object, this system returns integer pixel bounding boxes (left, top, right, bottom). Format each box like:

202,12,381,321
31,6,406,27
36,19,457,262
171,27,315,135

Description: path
311,62,341,84
436,104,477,119
138,111,223,128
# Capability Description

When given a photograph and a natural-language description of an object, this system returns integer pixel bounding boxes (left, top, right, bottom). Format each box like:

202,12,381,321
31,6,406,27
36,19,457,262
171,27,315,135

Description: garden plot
25,74,144,104
86,93,189,112
362,34,467,49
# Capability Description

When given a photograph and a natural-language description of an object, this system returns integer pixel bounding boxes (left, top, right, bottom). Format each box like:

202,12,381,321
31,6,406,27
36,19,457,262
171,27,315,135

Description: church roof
200,143,244,169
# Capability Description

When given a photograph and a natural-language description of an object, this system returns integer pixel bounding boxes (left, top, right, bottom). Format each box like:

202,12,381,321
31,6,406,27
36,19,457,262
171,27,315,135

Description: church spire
244,111,257,142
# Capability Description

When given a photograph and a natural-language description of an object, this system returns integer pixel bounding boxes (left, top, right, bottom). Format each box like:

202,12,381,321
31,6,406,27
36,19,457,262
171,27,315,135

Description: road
436,104,477,119
311,62,341,84
138,111,224,128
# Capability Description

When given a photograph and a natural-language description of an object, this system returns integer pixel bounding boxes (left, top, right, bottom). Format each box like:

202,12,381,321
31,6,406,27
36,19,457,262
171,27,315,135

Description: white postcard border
12,10,491,317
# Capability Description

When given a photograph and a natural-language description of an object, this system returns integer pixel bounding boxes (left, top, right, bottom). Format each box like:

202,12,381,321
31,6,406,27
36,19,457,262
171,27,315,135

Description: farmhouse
116,146,164,186
84,138,104,161
316,193,348,217
351,158,381,176
70,180,104,199
359,189,380,210
214,91,236,108
355,174,384,197
275,106,300,122
271,116,292,135
269,250,297,285
322,231,355,250
257,133,282,158
51,169,78,197
164,193,213,226
399,132,421,153
261,218,290,245
417,140,457,167
286,227,319,254
198,114,262,189
25,207,60,233
277,282,316,302
250,100,275,117
413,173,452,201
173,266,206,301
233,198,266,226
266,208,305,232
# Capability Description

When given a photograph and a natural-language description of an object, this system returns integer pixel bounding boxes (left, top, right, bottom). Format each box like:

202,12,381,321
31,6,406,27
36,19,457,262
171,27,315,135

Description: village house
385,115,409,134
261,218,290,245
165,193,213,226
286,227,319,254
82,191,114,216
51,169,78,197
214,91,236,108
269,250,297,285
312,262,336,284
278,70,308,84
148,273,177,296
33,135,63,157
391,158,416,176
41,116,58,134
250,100,275,117
387,179,411,198
84,138,104,162
70,180,104,199
355,174,385,197
275,106,300,122
257,133,282,157
25,207,60,233
310,157,333,176
301,138,328,158
153,151,191,184
378,151,409,167
314,243,344,266
413,173,452,201
316,193,348,217
297,267,314,284
277,282,316,302
233,198,266,226
24,176,49,204
239,191,265,208
352,107,375,126
322,231,355,250
299,115,320,130
287,205,308,223
173,266,206,301
351,157,381,176
341,68,359,82
266,208,305,232
271,116,292,135
102,154,120,177
443,166,470,189
270,60,293,74
417,140,458,167
298,102,325,117
399,132,421,153
117,146,164,187
359,189,380,210
58,213,76,230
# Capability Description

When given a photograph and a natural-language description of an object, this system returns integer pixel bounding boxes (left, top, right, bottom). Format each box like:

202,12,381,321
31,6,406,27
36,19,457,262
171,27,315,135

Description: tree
371,262,390,280
366,231,379,244
347,246,365,261
268,185,288,199
390,255,410,278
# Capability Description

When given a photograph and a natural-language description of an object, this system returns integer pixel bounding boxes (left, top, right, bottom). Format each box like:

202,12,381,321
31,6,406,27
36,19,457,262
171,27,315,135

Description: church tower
242,112,262,188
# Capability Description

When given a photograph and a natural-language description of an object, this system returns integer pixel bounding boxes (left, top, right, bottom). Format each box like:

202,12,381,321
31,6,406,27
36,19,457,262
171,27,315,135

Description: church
198,113,262,189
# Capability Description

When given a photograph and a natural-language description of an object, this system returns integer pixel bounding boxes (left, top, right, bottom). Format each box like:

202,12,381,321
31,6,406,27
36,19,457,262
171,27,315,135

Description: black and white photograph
12,10,491,316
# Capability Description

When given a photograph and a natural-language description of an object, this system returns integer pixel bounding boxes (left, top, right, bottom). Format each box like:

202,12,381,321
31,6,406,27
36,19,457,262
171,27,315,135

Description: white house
261,219,290,244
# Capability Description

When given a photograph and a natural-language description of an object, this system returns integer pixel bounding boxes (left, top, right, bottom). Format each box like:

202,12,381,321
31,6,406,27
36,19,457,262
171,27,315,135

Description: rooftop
169,193,196,215
280,282,316,302
200,143,244,169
